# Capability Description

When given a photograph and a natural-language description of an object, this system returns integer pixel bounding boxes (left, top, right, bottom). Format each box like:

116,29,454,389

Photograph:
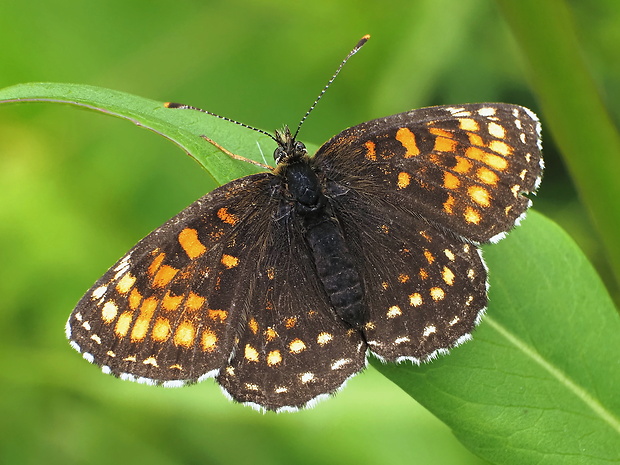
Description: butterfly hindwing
217,213,366,410
326,186,487,362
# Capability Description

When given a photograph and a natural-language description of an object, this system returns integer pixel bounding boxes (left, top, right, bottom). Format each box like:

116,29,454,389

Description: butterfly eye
274,146,286,164
294,141,306,154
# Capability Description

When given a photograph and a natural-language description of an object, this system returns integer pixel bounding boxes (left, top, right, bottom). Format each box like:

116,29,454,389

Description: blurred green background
1,1,618,464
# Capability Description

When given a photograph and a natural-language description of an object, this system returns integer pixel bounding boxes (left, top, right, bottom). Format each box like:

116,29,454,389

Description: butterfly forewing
67,173,276,384
314,103,543,244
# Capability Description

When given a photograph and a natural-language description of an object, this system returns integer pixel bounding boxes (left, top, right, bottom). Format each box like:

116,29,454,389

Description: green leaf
372,211,620,464
0,82,276,185
494,0,620,287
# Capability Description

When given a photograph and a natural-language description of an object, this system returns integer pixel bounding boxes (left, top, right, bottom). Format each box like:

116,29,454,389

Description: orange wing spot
442,266,455,286
151,317,171,342
464,206,481,224
289,338,307,354
153,265,179,288
397,171,411,189
433,136,457,153
101,301,118,324
248,317,259,334
128,288,143,310
395,127,420,157
208,309,228,322
424,249,435,264
489,139,512,156
162,291,183,311
266,267,275,280
147,252,165,276
467,146,508,171
217,207,239,225
468,132,484,147
430,287,445,301
468,185,491,207
459,118,479,131
364,140,377,161
419,230,432,242
267,350,282,366
429,127,452,138
488,122,506,139
201,329,218,351
398,274,410,283
465,146,485,162
443,194,456,214
419,268,429,280
381,281,389,290
285,317,297,329
173,321,196,348
476,167,499,185
380,224,389,234
265,327,278,342
244,344,260,362
221,254,240,269
114,311,133,337
443,171,460,189
185,292,205,311
178,228,207,259
116,273,136,294
453,156,473,173
409,293,423,307
131,296,158,342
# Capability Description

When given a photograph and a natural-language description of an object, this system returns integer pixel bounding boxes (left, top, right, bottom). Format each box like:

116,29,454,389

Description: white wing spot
478,107,496,116
331,358,351,370
423,325,437,337
92,286,107,300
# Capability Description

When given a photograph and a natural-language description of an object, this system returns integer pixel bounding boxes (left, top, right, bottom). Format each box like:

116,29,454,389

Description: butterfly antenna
164,102,278,143
292,34,370,140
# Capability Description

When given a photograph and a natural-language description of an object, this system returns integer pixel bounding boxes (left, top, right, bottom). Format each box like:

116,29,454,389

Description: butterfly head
274,126,308,165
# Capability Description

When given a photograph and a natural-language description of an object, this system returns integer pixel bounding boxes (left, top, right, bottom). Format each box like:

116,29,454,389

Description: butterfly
66,36,543,412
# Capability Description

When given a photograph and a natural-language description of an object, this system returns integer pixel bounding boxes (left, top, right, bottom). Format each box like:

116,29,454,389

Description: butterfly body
276,127,366,329
67,103,543,412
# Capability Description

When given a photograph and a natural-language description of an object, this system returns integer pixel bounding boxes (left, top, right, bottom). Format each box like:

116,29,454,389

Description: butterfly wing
67,173,278,384
67,172,366,410
313,103,542,361
216,208,366,411
314,103,543,244
326,186,487,362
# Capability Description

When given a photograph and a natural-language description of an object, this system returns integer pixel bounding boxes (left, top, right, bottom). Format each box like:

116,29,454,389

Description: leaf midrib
485,315,620,434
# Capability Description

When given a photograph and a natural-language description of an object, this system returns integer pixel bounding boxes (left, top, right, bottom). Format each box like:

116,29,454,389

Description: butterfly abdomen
283,160,366,329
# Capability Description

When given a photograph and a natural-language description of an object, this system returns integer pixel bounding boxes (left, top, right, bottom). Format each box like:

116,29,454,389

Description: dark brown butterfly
67,36,543,412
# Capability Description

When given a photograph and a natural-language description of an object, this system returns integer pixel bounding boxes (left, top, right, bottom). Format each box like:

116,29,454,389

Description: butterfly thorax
278,145,366,329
